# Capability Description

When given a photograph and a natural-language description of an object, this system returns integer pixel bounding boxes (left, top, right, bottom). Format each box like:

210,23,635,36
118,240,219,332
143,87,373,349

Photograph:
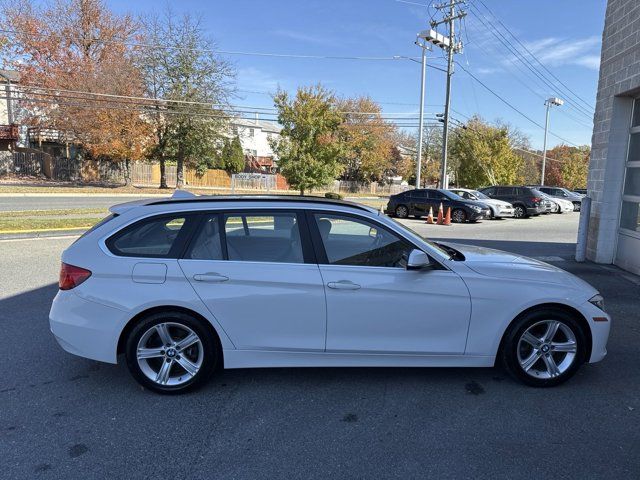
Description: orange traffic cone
426,207,434,224
443,207,452,226
437,202,444,225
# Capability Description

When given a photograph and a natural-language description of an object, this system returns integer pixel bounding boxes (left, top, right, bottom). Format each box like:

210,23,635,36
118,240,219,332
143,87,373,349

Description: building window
620,98,640,234
248,128,255,137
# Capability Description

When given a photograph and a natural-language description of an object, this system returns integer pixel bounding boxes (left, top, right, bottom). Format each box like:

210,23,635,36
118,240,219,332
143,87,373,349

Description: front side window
314,214,413,268
108,215,189,257
224,212,304,263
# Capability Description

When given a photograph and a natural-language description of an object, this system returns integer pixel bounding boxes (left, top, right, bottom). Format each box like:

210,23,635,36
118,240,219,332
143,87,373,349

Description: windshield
388,217,452,258
440,190,464,201
470,190,489,199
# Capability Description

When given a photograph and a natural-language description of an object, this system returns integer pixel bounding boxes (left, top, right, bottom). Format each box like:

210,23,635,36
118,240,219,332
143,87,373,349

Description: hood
441,242,596,292
461,199,490,209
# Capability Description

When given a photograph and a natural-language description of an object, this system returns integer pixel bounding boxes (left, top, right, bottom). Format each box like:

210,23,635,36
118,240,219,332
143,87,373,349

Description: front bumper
49,290,126,364
580,300,611,363
494,207,514,218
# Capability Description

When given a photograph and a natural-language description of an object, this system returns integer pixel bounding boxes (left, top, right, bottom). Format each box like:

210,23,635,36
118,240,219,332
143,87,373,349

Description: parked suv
385,188,491,222
50,193,610,393
536,186,584,212
479,186,546,218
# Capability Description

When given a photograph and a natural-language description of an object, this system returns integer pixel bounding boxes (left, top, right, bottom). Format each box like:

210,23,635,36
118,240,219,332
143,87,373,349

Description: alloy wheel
517,320,577,379
395,205,408,218
514,206,525,218
136,322,204,387
452,209,466,223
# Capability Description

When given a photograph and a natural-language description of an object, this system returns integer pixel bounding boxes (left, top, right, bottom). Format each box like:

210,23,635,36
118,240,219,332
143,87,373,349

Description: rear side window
481,187,495,195
497,187,515,195
224,212,304,263
186,215,224,260
107,215,192,258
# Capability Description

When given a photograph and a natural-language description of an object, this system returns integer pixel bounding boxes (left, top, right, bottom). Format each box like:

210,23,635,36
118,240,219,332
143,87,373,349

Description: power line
454,62,580,147
473,0,595,113
467,2,594,119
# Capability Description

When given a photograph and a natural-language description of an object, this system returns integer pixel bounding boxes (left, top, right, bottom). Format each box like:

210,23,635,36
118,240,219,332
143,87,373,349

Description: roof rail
146,194,376,213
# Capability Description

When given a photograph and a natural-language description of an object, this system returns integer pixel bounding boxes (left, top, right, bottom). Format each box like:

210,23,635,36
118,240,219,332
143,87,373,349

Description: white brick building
229,118,281,159
585,0,640,274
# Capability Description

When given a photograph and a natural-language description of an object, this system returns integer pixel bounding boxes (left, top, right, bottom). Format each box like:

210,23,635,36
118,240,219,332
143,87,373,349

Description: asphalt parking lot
1,210,639,479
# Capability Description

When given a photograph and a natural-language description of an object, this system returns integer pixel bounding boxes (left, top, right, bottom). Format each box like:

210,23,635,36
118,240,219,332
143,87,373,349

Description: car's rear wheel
513,205,527,218
452,208,467,223
500,309,587,387
395,205,409,218
125,311,218,394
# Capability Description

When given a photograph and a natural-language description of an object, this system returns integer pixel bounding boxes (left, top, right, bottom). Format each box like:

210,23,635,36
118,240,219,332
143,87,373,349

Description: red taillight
59,263,92,290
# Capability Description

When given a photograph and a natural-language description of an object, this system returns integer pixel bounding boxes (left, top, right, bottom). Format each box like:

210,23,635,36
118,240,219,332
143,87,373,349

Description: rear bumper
49,290,125,364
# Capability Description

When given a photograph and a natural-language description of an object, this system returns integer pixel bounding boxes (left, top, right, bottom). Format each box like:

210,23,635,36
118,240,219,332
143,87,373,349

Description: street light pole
415,43,427,189
541,97,564,186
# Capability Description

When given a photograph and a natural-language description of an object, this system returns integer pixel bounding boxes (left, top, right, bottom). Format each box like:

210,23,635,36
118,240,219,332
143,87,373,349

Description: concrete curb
0,192,170,198
0,228,86,241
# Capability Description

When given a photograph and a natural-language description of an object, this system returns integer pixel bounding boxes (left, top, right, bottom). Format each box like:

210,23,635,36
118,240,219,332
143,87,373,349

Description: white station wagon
50,193,610,393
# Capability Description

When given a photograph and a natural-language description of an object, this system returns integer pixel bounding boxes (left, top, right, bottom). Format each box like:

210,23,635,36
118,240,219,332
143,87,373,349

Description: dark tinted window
314,214,412,268
186,215,223,260
224,212,304,263
496,187,515,195
410,190,429,199
108,215,189,257
481,187,495,195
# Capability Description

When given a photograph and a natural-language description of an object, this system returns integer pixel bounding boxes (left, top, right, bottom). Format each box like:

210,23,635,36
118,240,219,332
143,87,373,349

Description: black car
478,186,546,218
386,188,491,223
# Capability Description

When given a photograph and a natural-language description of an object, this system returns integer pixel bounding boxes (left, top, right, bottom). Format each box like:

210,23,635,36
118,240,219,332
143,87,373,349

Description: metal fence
231,173,277,192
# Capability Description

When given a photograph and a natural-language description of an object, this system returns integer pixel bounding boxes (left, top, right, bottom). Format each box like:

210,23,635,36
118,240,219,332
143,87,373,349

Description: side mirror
407,249,431,270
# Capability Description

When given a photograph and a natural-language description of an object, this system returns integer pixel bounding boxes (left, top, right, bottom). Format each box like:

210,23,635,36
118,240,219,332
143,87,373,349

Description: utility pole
430,0,466,189
414,42,428,189
541,97,564,185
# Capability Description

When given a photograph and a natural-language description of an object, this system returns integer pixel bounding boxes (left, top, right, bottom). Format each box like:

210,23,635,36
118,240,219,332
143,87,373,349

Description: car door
409,190,430,216
309,212,471,354
178,210,327,351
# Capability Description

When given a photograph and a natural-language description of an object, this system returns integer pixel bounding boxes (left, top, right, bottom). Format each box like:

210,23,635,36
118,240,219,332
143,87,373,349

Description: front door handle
327,280,361,290
193,273,229,283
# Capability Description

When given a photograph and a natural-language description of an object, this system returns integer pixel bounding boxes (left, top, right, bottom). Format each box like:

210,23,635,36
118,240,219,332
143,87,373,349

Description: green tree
222,136,245,174
450,116,523,188
271,85,344,195
338,96,397,183
139,10,235,188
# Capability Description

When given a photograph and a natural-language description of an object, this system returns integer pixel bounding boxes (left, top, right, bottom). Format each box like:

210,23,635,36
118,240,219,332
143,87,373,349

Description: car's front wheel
452,208,467,223
125,311,218,394
500,309,587,387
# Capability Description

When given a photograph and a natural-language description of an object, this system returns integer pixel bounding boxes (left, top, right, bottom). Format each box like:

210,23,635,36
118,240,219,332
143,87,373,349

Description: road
1,214,638,479
0,195,164,212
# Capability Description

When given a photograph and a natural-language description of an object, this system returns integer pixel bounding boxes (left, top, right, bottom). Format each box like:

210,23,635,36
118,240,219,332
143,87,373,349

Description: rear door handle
193,273,229,283
327,280,361,290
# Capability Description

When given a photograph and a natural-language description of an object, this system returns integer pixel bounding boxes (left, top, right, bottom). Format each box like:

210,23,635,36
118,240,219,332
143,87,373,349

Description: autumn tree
0,0,151,184
271,85,344,195
544,145,590,188
450,116,523,188
338,96,397,184
138,10,235,188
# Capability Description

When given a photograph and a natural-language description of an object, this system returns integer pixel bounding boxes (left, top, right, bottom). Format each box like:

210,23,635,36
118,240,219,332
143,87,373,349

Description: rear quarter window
106,214,196,258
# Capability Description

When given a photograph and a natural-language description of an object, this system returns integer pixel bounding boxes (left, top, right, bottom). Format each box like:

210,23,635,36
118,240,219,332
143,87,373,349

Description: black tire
451,208,467,223
488,208,495,220
500,308,587,388
395,205,409,218
513,205,528,219
125,311,218,394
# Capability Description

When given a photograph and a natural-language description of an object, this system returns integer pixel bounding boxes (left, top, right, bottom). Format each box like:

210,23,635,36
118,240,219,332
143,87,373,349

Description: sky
108,0,607,150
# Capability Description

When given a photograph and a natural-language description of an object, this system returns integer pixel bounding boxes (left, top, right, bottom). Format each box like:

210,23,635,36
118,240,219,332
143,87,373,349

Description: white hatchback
50,193,610,393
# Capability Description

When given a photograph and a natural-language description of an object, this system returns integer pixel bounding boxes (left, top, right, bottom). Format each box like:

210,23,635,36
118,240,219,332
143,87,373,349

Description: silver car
449,188,514,219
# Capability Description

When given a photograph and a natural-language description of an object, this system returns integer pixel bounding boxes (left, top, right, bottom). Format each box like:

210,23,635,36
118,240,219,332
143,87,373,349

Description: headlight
589,294,605,312
471,205,482,212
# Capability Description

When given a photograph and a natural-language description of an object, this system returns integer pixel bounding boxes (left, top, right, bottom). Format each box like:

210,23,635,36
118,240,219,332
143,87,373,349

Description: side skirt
223,350,495,369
